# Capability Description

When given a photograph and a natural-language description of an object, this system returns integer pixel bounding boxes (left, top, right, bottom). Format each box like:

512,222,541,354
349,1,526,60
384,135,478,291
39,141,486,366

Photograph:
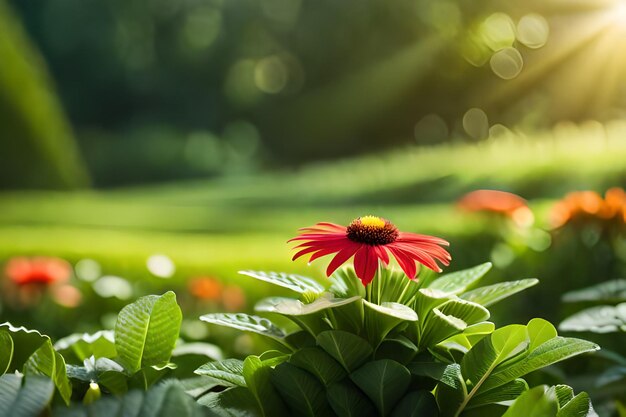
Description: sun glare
615,1,626,26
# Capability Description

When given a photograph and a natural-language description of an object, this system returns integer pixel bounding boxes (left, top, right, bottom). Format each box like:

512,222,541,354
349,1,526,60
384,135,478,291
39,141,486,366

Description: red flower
289,216,451,286
5,257,71,286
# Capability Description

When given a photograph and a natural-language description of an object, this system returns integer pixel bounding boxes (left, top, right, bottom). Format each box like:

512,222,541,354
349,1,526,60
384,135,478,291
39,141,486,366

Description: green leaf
115,292,183,374
0,374,55,417
255,297,298,313
23,339,72,405
350,359,411,416
54,331,116,362
54,380,213,417
197,386,259,416
460,279,539,308
437,299,490,325
554,385,574,408
467,379,528,409
461,324,529,389
413,289,454,319
390,391,439,417
562,279,626,303
239,270,325,294
326,380,377,417
0,332,13,376
418,308,467,349
557,392,594,417
441,325,527,417
289,347,346,385
66,357,127,395
559,303,626,333
271,362,332,416
200,313,286,344
502,385,558,417
0,323,47,373
195,359,246,387
263,295,362,336
316,330,373,372
434,364,467,417
375,336,418,364
172,342,223,361
243,355,286,417
435,322,495,355
483,337,599,391
363,300,418,347
428,263,492,295
328,266,366,299
527,319,558,351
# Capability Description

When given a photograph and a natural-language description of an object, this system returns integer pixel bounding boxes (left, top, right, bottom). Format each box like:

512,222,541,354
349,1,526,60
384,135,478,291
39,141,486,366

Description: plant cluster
0,217,604,416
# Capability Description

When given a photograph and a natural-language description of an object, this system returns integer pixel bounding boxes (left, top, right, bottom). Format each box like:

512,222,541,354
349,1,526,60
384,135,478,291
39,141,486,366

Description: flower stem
397,278,413,304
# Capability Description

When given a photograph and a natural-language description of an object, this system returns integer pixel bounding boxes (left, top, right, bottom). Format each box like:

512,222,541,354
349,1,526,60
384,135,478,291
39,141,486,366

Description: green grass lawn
0,125,624,284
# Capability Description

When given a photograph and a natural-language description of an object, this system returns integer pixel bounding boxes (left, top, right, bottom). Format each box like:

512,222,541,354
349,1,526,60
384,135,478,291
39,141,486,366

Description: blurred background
1,0,626,412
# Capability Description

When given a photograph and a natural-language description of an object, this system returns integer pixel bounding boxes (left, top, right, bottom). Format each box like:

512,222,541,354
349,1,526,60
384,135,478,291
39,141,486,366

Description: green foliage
501,385,595,417
195,359,246,387
560,303,626,333
0,323,48,373
350,360,411,416
0,374,54,417
562,280,626,304
115,291,183,374
53,380,214,417
239,270,325,294
199,313,287,345
54,331,116,363
0,1,89,189
24,339,72,404
198,264,599,417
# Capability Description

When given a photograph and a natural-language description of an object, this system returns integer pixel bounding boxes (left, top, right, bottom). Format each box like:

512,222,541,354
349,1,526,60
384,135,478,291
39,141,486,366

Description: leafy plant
0,291,220,416
559,281,626,417
198,263,599,416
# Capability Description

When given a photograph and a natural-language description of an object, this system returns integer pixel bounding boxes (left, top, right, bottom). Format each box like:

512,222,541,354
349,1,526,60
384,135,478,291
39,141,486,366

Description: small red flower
289,216,451,286
5,257,71,286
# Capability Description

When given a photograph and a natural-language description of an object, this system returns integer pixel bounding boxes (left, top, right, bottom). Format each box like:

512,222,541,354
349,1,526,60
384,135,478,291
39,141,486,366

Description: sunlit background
2,0,626,412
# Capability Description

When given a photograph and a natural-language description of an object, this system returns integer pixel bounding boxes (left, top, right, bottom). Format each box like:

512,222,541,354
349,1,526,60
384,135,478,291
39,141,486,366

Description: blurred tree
0,0,89,189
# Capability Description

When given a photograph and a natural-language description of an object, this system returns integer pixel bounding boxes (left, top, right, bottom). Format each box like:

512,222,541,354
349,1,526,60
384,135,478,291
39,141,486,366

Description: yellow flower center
347,216,399,245
358,215,386,229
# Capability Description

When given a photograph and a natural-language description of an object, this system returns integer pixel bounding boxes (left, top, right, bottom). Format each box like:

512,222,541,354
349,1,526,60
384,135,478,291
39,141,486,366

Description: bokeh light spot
490,47,523,80
93,276,133,300
182,7,222,50
481,13,516,51
463,108,490,140
75,259,101,282
254,56,289,94
224,59,262,107
414,114,449,144
185,132,223,171
146,254,175,279
516,14,549,49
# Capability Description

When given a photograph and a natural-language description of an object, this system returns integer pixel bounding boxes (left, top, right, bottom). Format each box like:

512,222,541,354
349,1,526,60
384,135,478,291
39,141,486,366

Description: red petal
387,246,417,279
374,246,390,265
398,232,449,246
354,246,379,286
326,243,361,276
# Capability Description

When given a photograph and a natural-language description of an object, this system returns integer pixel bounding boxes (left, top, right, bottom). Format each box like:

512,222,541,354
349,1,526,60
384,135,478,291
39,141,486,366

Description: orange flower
5,257,71,286
550,188,626,228
457,190,534,227
222,286,246,312
188,277,223,301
